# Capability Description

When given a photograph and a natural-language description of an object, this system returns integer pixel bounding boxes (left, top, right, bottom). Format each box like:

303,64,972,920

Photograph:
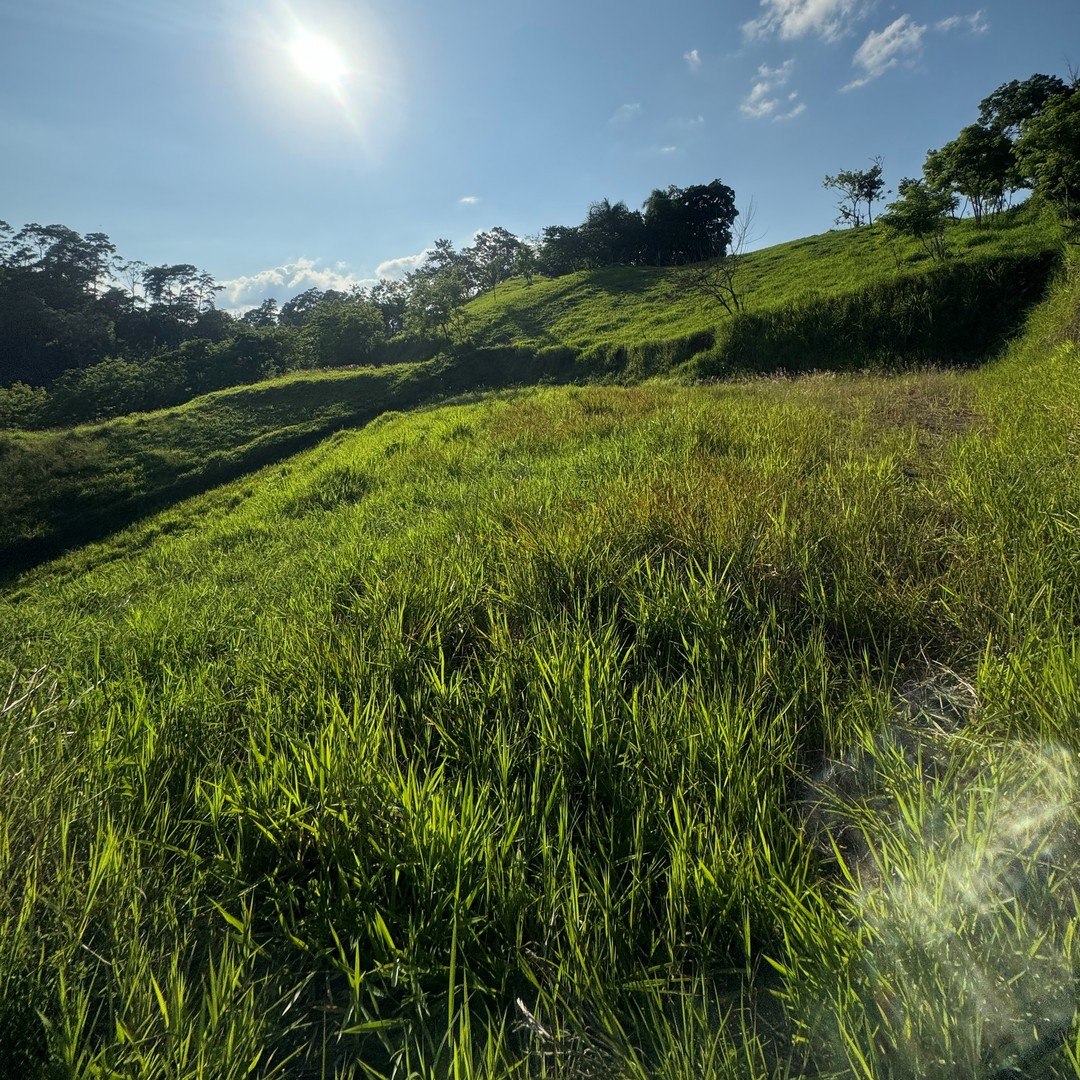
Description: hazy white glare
288,31,348,91
798,679,1080,1078
225,0,406,164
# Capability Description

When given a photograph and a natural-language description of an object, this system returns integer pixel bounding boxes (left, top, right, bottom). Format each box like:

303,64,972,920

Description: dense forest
1,71,1076,431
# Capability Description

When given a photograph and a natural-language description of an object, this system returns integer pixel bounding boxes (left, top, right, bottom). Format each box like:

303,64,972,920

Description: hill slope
0,237,1078,1075
0,213,1061,573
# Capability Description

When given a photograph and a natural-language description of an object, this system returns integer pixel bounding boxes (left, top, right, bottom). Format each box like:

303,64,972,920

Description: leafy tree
0,381,46,429
512,242,537,285
879,178,958,261
0,221,14,267
368,278,410,335
465,227,521,297
823,158,886,227
537,225,586,277
190,308,236,343
643,180,738,264
113,259,147,313
306,296,386,366
208,326,302,387
1015,89,1080,220
924,126,1015,225
642,187,682,264
424,238,461,275
681,180,739,261
240,298,279,327
143,267,222,319
11,224,115,293
979,73,1071,136
404,266,470,340
279,287,325,328
580,199,646,266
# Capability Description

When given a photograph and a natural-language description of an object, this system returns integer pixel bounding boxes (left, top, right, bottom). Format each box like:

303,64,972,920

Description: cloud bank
218,257,378,311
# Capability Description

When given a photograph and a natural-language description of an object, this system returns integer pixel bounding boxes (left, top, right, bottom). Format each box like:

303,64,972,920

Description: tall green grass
1,252,1079,1075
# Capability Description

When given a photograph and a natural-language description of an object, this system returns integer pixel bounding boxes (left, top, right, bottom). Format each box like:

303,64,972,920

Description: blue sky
2,0,1076,310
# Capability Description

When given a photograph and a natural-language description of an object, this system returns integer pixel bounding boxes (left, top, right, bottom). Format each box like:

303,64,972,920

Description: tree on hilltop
978,73,1071,136
879,178,957,261
642,180,738,264
823,158,886,227
1015,89,1080,220
924,126,1016,225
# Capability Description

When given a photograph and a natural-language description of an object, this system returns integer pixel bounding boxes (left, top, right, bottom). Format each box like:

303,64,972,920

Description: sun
288,31,349,91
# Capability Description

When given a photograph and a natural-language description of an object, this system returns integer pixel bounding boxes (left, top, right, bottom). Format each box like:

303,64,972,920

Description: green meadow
2,217,1080,1076
0,211,1060,572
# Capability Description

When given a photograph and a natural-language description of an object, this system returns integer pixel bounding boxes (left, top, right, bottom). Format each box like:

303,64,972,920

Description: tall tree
537,225,586,276
680,180,739,260
979,73,1071,136
369,279,410,335
465,227,521,297
1015,90,1080,220
306,296,386,366
512,242,537,285
404,266,470,340
924,126,1015,225
642,187,681,265
642,180,738,264
240,298,279,327
580,199,646,266
279,287,325,328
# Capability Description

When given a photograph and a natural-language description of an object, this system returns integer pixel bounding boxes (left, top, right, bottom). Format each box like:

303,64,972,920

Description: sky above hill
2,0,1076,310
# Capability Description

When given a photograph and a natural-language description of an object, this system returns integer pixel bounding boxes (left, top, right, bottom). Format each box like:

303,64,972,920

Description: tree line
824,72,1079,256
0,176,741,426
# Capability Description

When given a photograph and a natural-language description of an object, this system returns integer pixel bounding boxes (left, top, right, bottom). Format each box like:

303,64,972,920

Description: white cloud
936,10,988,34
675,114,706,129
684,48,702,71
374,250,429,280
459,195,481,205
609,102,642,125
743,0,869,43
218,257,377,311
659,145,678,154
740,59,803,120
774,100,807,121
843,15,926,90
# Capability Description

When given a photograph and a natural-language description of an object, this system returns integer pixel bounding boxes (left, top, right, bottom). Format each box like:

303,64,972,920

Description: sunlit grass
0,240,1078,1077
464,210,1058,353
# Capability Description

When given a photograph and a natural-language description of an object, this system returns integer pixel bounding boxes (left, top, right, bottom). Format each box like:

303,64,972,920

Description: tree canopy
823,159,886,227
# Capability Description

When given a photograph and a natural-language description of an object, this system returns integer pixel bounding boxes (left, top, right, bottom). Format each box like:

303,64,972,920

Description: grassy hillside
1,239,1078,1076
462,210,1056,357
0,213,1062,573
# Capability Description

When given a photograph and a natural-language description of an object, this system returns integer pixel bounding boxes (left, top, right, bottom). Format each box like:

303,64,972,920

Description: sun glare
288,31,349,90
